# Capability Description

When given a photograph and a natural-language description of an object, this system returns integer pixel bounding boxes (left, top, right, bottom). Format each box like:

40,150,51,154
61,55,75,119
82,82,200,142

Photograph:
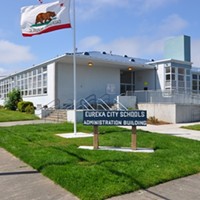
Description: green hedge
17,101,34,114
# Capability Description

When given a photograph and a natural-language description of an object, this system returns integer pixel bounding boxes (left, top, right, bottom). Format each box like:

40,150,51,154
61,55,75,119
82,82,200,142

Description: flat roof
0,51,156,81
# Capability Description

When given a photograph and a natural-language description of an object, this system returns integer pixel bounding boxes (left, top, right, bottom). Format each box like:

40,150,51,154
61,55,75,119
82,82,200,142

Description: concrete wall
176,104,200,123
67,110,83,123
138,103,200,123
135,69,156,90
56,62,73,107
116,96,136,109
138,103,176,123
56,62,120,107
156,63,165,90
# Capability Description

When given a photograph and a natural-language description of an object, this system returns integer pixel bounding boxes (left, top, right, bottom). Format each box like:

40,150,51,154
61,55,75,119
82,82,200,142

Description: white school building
1,35,200,123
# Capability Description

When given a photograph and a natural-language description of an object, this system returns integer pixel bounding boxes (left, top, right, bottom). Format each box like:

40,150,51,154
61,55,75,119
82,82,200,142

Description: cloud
158,14,188,36
76,0,177,20
79,36,102,49
137,0,178,14
0,67,5,74
0,40,35,64
79,35,165,59
79,35,200,67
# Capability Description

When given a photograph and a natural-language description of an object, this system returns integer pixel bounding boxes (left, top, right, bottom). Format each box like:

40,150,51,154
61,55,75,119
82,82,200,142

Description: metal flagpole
73,0,77,135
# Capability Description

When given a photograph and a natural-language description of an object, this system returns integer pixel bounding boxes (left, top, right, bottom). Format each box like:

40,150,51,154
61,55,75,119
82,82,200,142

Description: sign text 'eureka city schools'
83,110,147,126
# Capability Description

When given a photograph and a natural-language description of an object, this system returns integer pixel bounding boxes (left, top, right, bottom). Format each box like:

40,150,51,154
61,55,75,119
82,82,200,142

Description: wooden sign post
93,125,99,149
83,110,147,150
131,126,137,150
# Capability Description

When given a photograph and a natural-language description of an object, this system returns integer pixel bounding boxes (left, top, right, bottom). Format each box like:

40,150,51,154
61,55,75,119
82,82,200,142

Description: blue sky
1,0,200,76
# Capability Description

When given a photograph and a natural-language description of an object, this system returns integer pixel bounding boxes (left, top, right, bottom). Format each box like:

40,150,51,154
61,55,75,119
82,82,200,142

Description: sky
1,0,200,76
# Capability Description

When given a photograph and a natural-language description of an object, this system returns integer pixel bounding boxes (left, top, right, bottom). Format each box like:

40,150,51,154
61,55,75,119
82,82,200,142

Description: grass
0,123,200,199
0,109,39,122
182,124,200,131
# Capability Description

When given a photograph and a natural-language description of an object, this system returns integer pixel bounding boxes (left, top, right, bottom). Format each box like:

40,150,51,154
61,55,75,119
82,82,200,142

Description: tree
4,89,22,111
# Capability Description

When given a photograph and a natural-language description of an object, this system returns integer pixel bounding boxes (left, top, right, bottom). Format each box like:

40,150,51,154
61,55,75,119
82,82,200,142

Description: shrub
0,105,4,109
4,89,22,111
148,116,159,124
18,101,34,112
25,104,35,114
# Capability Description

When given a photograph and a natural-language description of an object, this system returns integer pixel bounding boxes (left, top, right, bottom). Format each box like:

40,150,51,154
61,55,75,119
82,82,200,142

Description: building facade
0,51,155,109
1,35,200,123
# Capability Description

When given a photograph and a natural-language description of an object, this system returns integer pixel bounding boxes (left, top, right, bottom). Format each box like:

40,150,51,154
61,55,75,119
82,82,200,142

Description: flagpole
73,0,77,135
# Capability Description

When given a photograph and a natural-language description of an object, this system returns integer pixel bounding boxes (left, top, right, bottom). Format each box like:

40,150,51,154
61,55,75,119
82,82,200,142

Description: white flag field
21,0,71,37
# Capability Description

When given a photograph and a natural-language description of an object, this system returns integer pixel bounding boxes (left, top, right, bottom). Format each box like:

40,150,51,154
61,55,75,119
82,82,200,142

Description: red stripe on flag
22,23,71,37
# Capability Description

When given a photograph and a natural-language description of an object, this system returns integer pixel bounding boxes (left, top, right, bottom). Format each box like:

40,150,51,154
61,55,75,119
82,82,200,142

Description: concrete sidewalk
0,147,78,200
1,120,200,200
139,122,200,141
0,120,57,127
108,173,200,200
0,120,79,200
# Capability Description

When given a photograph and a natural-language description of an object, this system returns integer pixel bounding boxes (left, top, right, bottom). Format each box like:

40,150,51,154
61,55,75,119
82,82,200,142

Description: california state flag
21,0,71,37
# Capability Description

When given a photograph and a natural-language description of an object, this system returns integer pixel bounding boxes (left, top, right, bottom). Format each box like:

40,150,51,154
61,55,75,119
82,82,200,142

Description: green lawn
0,109,39,122
0,123,200,200
182,124,200,131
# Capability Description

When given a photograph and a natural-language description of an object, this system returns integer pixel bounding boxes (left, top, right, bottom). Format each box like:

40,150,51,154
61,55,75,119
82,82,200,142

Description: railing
63,99,73,109
97,98,112,110
113,98,128,110
78,98,95,110
43,99,61,122
79,94,96,109
128,90,200,105
43,98,60,109
65,94,97,110
35,98,61,121
98,94,111,103
64,93,129,111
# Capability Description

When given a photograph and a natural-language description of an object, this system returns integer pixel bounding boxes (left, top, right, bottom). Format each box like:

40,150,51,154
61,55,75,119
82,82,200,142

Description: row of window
165,66,191,92
0,66,48,99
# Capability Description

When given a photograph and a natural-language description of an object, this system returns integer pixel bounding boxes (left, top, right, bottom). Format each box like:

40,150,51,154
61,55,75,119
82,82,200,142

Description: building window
192,74,198,93
43,66,47,72
43,74,47,87
178,68,185,91
43,88,47,94
0,65,48,98
165,67,176,90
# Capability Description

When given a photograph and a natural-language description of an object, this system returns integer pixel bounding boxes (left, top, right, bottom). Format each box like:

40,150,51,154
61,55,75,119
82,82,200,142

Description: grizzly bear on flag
35,11,56,24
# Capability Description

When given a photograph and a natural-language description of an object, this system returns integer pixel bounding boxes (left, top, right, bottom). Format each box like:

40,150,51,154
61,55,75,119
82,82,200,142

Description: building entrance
120,70,135,95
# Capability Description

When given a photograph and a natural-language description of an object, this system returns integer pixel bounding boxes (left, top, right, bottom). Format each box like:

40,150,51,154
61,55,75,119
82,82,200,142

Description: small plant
128,107,136,110
4,89,22,111
25,104,35,114
148,116,159,124
18,101,34,112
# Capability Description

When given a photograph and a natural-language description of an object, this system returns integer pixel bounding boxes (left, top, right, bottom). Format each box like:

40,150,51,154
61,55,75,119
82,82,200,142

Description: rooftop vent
129,58,135,62
83,52,90,56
